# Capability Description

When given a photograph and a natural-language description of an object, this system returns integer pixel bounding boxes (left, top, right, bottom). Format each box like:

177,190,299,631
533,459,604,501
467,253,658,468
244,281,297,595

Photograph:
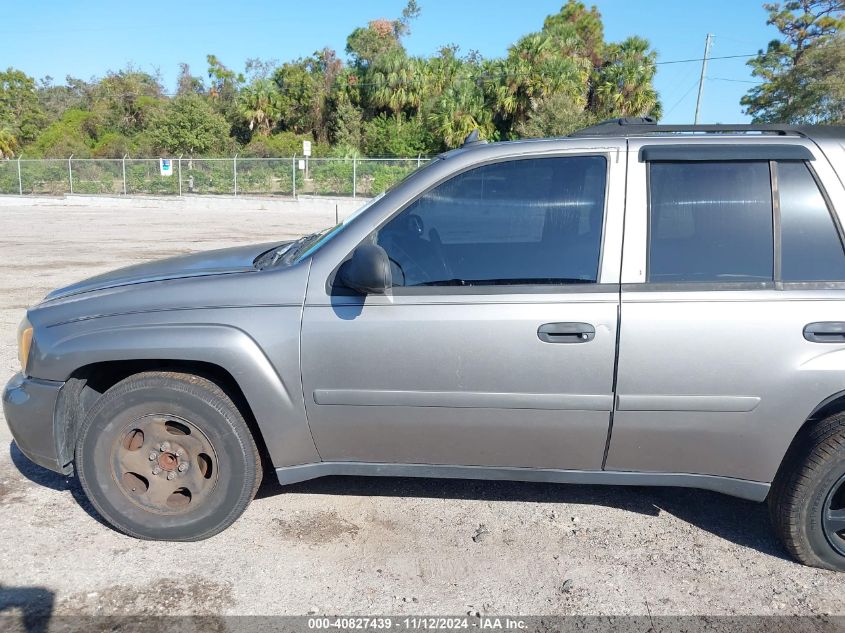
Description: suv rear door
608,137,845,483
301,144,625,470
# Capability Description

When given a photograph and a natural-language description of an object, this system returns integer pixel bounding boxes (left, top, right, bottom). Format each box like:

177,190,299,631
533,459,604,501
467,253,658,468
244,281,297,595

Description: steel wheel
823,472,845,557
111,414,219,515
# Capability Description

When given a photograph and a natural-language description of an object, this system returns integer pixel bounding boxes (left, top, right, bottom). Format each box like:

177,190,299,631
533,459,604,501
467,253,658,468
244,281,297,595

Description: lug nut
175,448,185,457
152,466,162,475
177,463,188,472
148,452,157,461
166,471,176,480
159,441,171,452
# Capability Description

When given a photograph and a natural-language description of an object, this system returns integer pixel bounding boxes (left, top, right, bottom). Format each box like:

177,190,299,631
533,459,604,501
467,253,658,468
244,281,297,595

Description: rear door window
647,161,774,283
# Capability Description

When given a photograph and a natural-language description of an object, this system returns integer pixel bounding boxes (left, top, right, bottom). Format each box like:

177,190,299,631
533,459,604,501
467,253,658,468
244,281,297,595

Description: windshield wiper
278,232,322,263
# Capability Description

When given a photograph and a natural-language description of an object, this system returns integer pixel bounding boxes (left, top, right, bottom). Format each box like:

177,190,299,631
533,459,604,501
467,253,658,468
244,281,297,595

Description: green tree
329,86,364,151
0,68,47,154
346,1,418,69
363,112,432,156
88,68,164,136
37,75,89,123
0,128,18,158
238,79,281,136
30,109,96,157
176,63,205,96
593,37,661,119
148,94,231,155
206,55,244,138
742,1,845,123
516,92,595,138
369,52,425,119
484,1,659,140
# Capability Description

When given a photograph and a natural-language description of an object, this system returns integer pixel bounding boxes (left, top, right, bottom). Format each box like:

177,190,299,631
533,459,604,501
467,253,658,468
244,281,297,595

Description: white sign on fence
159,158,173,177
302,141,312,157
298,159,306,170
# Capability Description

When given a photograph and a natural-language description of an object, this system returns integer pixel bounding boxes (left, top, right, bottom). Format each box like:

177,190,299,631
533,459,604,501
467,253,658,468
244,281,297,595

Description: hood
44,242,285,302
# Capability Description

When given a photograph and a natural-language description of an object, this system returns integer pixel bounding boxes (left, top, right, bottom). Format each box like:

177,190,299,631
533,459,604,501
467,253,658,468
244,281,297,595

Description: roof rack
569,117,839,138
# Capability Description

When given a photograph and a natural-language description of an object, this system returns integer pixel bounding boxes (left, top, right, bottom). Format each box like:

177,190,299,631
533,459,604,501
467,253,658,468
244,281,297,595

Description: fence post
352,156,357,199
233,154,238,196
17,156,22,195
178,155,183,196
292,155,296,198
122,155,127,195
68,155,74,194
417,153,421,168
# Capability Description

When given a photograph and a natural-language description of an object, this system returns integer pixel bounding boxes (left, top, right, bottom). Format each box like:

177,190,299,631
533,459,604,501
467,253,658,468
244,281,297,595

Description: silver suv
5,118,845,570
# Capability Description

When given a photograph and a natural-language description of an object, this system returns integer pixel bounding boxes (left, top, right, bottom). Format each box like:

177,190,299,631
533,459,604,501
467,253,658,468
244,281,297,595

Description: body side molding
616,394,761,412
313,389,613,410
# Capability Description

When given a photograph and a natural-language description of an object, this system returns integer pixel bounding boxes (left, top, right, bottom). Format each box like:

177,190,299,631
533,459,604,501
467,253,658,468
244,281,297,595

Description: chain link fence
0,157,431,198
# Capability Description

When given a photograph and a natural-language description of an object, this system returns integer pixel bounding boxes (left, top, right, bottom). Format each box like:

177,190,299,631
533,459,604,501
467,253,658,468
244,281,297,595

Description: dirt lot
0,199,844,621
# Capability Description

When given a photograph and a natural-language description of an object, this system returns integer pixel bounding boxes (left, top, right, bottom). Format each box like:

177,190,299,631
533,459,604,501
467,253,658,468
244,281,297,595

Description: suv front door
300,148,625,470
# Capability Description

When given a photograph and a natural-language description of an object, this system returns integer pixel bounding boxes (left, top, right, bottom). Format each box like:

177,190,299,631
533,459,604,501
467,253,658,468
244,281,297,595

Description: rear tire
768,412,845,571
76,371,261,541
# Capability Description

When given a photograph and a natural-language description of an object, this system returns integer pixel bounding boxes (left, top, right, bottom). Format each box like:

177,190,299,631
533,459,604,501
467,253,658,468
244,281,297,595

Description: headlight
17,316,33,374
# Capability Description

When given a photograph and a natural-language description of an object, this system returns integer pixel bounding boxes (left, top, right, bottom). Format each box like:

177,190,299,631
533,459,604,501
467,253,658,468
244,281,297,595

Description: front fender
30,318,320,468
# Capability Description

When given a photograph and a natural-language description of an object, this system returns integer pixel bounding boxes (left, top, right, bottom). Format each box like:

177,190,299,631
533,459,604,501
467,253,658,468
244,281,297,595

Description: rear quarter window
778,161,845,282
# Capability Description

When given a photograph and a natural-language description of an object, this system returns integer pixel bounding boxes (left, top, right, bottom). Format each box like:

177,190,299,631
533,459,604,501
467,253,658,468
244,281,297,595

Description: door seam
601,139,628,470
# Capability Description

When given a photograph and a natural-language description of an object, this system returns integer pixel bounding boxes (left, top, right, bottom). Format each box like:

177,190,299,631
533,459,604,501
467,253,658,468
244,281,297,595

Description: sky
2,0,781,124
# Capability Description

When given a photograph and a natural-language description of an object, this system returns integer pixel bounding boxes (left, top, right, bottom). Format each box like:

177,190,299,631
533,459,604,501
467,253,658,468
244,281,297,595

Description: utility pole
694,33,713,124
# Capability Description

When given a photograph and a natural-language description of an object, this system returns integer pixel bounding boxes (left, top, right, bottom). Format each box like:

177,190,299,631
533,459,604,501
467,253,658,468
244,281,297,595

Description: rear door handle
804,322,845,343
537,322,596,344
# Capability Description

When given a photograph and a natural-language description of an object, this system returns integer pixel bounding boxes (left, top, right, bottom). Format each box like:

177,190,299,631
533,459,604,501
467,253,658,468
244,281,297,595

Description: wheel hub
158,452,178,471
112,414,218,514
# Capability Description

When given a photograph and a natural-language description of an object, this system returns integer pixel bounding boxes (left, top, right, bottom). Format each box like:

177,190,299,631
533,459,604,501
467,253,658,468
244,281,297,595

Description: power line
709,77,763,84
663,78,702,118
656,53,757,65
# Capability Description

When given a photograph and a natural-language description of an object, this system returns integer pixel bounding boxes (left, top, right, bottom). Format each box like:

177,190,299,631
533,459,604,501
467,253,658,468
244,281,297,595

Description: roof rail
569,117,815,138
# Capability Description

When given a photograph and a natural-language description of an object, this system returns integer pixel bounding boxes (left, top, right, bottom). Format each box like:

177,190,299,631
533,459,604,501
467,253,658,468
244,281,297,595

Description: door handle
537,322,596,343
804,322,845,343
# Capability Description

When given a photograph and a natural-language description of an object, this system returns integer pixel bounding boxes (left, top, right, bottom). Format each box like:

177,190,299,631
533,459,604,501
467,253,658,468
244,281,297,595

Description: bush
28,109,95,158
242,131,329,158
363,114,434,157
237,159,293,195
311,159,353,195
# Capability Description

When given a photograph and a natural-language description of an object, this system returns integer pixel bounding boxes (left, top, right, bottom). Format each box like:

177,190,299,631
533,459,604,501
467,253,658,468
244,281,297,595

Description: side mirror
338,244,392,294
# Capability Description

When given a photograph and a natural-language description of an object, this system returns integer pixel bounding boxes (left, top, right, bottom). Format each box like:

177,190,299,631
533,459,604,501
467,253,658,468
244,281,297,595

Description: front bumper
2,372,65,473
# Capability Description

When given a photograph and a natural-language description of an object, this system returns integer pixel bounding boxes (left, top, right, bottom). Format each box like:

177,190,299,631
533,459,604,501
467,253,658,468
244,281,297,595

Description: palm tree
369,52,424,119
429,78,494,148
238,79,282,136
592,36,661,119
485,34,590,136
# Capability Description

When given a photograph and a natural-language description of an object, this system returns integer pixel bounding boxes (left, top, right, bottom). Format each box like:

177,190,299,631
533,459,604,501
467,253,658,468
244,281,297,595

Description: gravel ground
0,200,844,622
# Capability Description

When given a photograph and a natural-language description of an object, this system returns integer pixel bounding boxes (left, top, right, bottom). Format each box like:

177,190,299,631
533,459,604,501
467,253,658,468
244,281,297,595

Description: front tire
769,412,845,571
76,371,261,541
